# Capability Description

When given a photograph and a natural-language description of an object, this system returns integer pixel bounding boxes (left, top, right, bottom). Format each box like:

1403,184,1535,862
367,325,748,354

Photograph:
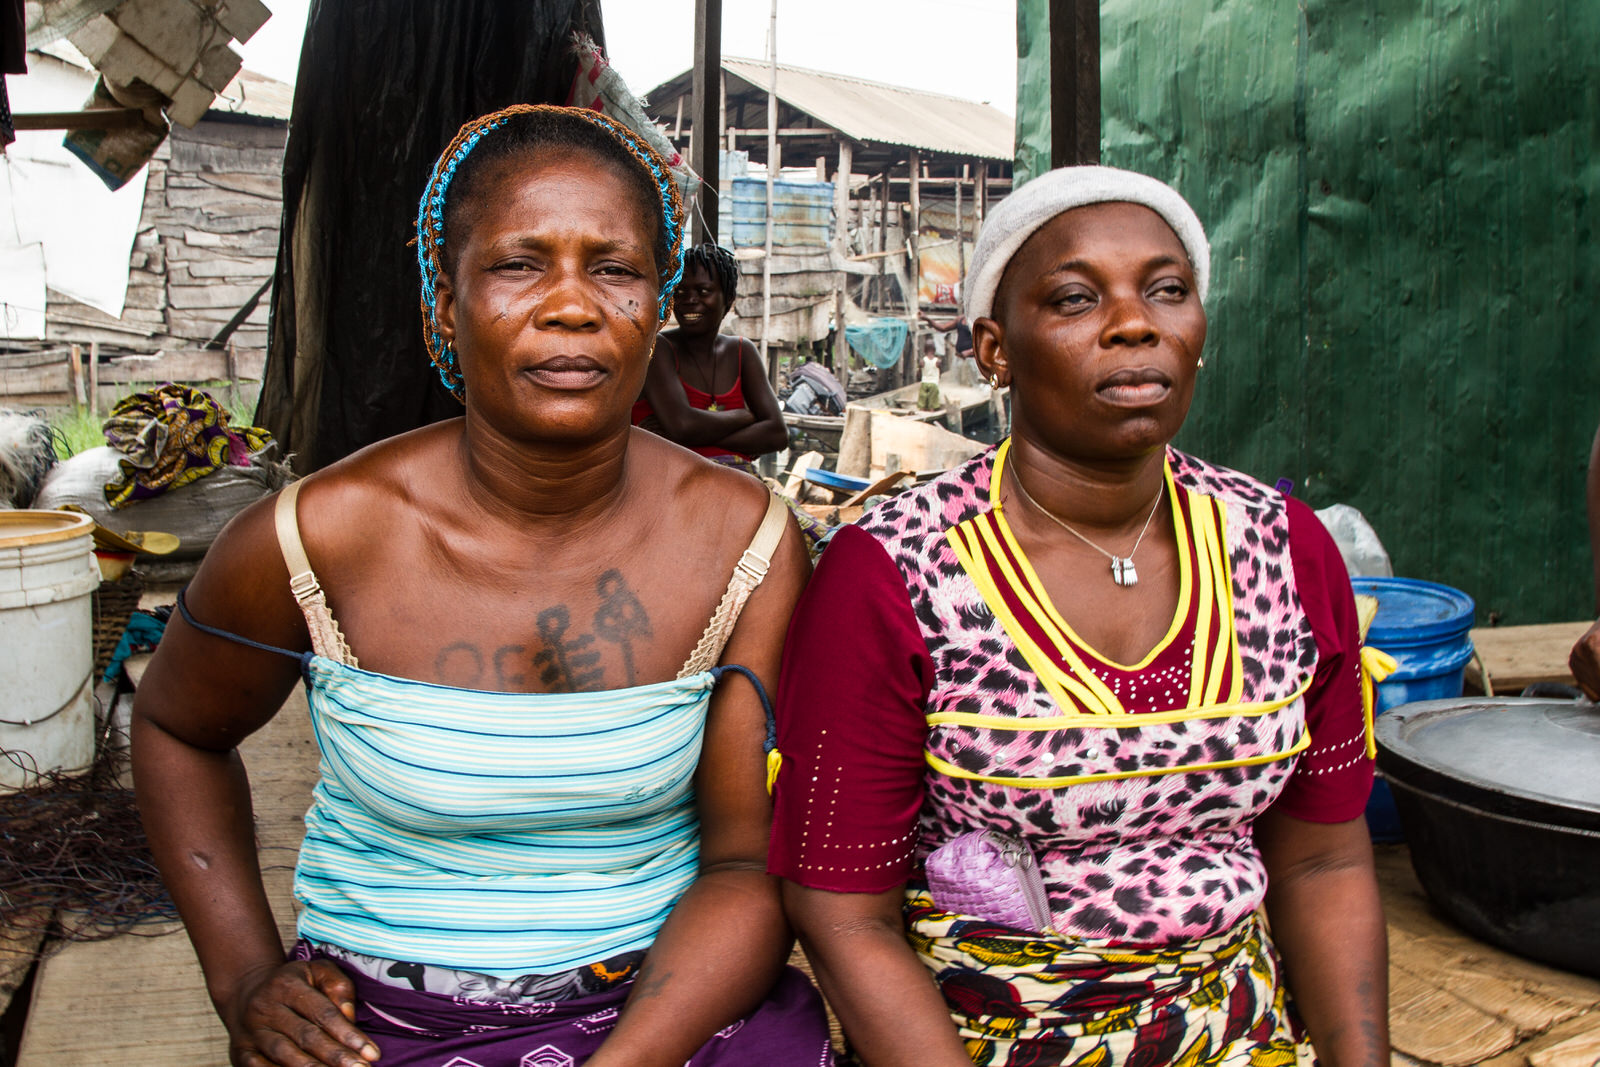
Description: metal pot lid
1350,577,1475,645
1375,698,1600,817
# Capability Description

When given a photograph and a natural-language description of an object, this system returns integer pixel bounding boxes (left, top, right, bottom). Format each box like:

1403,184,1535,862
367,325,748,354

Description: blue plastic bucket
1350,577,1476,841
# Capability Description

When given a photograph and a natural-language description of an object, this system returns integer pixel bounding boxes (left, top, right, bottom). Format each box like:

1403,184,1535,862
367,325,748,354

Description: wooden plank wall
0,346,267,408
35,119,284,359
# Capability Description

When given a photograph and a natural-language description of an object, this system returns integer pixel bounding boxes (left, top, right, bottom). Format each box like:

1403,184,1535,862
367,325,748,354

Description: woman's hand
224,959,378,1067
1569,619,1600,700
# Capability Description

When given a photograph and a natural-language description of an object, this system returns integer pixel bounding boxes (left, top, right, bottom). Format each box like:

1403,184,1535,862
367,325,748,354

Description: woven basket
91,572,145,679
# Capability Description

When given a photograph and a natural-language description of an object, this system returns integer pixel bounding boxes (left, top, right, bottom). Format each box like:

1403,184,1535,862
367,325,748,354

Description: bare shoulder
628,430,789,553
291,420,462,553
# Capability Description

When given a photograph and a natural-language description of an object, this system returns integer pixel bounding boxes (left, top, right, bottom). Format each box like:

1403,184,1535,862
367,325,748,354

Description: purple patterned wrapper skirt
309,951,834,1067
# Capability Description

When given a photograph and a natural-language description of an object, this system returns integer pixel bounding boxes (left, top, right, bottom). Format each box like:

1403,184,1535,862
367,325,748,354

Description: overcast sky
236,0,1017,113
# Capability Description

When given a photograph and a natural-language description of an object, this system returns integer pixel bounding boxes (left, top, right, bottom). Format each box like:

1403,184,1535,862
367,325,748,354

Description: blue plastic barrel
1350,576,1476,841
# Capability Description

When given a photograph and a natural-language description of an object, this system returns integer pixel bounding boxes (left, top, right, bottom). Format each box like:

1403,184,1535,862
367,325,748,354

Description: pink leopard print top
769,445,1373,943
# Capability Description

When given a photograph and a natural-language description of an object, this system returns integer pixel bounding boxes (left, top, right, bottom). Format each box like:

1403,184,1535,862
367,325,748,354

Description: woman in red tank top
632,243,789,461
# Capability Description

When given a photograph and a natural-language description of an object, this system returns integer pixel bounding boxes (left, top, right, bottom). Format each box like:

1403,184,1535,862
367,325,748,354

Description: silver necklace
1008,469,1165,588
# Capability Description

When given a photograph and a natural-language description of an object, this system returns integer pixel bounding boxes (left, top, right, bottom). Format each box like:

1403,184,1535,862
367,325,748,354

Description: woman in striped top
132,106,830,1067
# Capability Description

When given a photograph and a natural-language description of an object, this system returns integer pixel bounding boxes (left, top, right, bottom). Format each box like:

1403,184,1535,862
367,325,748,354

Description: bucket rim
1351,576,1475,643
0,510,94,549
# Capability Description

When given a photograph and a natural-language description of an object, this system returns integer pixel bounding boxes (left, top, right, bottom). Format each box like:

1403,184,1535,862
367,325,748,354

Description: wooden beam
833,139,853,258
1049,0,1100,165
88,341,100,416
876,172,889,314
724,126,837,138
69,344,85,408
955,172,965,287
13,108,145,131
691,0,723,244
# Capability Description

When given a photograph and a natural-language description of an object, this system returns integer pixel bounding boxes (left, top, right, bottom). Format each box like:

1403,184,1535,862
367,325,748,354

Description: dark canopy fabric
258,0,606,472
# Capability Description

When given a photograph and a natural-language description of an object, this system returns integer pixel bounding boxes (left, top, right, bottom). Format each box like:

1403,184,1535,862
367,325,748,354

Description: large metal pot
1374,696,1600,978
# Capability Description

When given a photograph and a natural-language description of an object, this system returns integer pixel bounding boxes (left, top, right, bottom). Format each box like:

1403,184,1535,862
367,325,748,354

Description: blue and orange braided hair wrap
414,104,688,401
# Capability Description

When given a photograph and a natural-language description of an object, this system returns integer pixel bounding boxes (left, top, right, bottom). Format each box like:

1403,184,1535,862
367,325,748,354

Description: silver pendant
1111,557,1138,587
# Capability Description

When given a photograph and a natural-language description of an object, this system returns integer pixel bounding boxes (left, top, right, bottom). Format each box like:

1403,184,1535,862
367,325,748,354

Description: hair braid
682,242,739,305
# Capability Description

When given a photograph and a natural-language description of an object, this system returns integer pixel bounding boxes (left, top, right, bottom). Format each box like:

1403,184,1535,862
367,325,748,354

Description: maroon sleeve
1268,498,1375,823
767,524,935,891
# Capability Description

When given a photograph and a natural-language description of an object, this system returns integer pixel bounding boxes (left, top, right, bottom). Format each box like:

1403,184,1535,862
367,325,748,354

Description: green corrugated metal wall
1016,0,1600,624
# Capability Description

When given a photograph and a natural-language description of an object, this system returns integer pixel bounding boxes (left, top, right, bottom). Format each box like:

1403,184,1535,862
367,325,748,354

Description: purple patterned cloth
304,949,834,1067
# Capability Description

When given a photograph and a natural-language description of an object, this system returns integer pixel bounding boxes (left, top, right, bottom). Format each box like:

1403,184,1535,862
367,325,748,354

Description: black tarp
258,0,606,472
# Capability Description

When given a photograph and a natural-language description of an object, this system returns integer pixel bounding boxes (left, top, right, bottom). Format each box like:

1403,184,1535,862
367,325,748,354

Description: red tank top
630,340,750,459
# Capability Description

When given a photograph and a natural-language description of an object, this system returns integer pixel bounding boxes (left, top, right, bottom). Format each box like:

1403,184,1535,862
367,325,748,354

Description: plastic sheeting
1065,0,1600,624
1012,0,1051,186
256,0,606,472
845,318,908,370
2,53,147,317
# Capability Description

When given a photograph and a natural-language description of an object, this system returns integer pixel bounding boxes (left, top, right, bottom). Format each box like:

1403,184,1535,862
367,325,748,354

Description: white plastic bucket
0,510,100,791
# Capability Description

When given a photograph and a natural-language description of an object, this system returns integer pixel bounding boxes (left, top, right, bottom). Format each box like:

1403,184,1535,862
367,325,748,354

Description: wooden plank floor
1377,845,1600,1066
14,691,1600,1064
16,684,317,1066
1465,621,1591,695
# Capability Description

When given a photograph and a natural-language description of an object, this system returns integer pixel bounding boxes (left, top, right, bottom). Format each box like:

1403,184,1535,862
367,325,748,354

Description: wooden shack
644,59,1014,388
0,45,290,406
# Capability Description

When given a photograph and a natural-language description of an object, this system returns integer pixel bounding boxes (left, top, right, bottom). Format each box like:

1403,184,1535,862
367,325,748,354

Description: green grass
46,384,262,460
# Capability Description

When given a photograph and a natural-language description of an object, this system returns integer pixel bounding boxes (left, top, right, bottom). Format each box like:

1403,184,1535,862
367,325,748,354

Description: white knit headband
963,165,1210,322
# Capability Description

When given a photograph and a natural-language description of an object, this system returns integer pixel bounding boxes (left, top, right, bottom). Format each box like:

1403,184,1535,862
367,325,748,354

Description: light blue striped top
293,656,717,976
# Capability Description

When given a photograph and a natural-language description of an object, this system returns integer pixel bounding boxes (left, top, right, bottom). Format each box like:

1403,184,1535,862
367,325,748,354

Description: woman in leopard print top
769,167,1388,1066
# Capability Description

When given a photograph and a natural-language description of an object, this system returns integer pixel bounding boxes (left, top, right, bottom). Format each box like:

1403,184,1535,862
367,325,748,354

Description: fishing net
844,318,909,370
0,720,179,952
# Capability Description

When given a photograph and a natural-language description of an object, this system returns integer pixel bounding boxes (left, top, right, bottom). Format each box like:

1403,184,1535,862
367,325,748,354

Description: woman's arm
1569,424,1600,698
132,495,377,1067
707,338,790,457
1254,812,1389,1067
585,490,810,1067
784,883,972,1066
639,335,758,447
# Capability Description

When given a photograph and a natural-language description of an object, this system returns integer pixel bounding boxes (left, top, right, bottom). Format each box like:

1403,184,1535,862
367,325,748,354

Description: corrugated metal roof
716,58,1013,161
210,69,293,122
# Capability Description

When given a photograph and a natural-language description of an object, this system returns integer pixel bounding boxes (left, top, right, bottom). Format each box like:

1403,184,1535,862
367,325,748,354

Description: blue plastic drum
1350,577,1476,841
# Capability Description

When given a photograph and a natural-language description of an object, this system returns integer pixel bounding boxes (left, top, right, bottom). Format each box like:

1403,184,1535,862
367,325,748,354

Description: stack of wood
66,0,271,129
28,115,284,361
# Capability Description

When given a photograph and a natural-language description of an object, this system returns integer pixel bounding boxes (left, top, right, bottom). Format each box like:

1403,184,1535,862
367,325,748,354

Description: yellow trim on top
970,515,1125,713
988,441,1193,674
923,672,1312,731
924,728,1312,789
945,522,1107,715
1218,498,1246,704
1200,498,1235,705
1189,490,1217,707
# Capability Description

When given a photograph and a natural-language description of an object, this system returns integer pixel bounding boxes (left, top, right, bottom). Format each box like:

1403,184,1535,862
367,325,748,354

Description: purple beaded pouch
924,829,1054,934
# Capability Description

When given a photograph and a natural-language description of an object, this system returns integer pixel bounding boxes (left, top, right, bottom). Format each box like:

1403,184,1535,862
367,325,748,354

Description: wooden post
955,168,965,303
760,0,779,389
691,0,723,244
68,344,85,409
907,151,922,384
876,171,889,314
1049,0,1101,166
833,139,853,258
673,95,684,141
832,287,845,375
977,161,989,224
88,340,99,415
225,340,240,408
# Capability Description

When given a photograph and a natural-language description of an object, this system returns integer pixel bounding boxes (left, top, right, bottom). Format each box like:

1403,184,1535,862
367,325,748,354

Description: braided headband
415,103,688,400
